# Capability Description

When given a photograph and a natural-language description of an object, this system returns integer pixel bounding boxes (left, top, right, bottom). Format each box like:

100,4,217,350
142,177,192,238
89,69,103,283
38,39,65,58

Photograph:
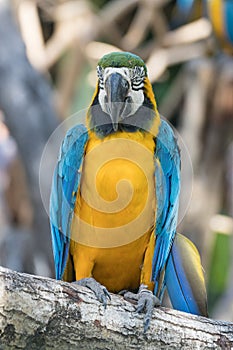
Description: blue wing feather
165,233,208,316
165,239,199,314
152,119,181,296
50,124,88,279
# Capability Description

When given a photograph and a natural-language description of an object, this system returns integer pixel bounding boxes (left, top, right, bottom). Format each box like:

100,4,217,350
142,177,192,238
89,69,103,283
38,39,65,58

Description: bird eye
131,66,145,90
133,66,145,79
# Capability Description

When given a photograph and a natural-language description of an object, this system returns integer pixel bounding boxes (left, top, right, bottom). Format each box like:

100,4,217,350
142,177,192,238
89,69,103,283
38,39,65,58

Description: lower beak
105,73,129,130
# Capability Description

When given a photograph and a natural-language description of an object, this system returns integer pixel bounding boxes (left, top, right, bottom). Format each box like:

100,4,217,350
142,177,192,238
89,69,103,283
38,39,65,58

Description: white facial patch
97,67,145,119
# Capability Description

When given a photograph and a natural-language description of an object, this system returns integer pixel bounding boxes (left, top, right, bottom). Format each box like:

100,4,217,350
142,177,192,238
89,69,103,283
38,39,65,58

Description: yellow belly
67,130,156,292
69,230,154,292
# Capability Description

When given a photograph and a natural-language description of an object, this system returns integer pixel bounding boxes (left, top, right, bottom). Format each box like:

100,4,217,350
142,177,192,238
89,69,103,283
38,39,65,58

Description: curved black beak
105,73,129,131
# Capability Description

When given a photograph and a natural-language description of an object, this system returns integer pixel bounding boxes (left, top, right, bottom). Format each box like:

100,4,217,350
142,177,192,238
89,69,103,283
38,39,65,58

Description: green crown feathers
98,52,147,74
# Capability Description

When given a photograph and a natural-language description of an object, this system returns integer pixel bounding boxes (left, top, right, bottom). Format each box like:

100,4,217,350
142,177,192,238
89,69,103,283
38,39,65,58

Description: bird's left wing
152,119,181,296
50,124,89,279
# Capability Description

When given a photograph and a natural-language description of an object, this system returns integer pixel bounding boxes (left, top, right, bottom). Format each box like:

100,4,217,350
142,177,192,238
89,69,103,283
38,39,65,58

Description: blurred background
0,0,232,321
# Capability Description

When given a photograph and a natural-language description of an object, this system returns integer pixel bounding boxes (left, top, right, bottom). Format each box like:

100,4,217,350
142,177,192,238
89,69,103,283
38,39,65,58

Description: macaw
205,0,233,52
50,52,207,331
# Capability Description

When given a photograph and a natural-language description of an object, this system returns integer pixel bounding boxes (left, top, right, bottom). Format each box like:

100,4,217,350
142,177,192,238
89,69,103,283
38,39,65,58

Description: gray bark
0,266,233,350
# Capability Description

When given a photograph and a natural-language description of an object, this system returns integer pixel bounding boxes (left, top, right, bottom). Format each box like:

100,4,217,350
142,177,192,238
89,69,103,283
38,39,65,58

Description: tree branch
0,266,232,349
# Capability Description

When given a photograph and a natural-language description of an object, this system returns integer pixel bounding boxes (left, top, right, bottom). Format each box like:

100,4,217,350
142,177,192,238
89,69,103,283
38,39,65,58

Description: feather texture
49,53,207,319
206,0,233,48
50,124,88,279
152,118,181,296
165,233,208,316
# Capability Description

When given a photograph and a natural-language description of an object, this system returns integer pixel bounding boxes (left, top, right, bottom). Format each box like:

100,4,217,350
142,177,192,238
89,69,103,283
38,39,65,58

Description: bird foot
72,277,111,308
120,289,138,304
122,284,161,332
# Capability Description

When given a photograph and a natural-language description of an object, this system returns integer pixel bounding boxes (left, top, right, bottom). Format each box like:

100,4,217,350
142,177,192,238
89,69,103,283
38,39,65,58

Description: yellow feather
70,131,157,292
207,0,224,40
176,233,205,287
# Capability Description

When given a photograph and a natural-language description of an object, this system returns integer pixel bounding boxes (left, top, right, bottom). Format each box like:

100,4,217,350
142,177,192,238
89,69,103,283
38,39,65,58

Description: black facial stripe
132,81,144,86
132,86,143,91
132,77,144,82
132,82,144,87
132,84,144,90
132,81,143,86
99,81,104,89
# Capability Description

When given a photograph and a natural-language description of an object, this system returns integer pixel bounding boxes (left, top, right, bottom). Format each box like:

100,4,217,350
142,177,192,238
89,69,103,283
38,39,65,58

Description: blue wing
50,124,89,279
152,118,181,296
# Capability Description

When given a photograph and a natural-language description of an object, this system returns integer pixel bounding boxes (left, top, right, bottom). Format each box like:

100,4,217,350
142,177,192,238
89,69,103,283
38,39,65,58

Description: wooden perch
0,266,233,349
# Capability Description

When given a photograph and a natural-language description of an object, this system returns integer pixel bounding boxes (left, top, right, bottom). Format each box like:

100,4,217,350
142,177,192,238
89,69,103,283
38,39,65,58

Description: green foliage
207,232,231,312
70,64,94,116
152,64,181,106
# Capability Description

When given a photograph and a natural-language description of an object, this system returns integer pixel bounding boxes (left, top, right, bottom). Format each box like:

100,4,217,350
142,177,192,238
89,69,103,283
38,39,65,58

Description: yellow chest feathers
72,131,156,248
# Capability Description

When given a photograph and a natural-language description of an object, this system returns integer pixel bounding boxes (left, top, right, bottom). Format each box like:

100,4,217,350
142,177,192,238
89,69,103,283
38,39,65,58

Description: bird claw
73,277,111,308
122,284,160,332
136,284,161,332
121,290,139,304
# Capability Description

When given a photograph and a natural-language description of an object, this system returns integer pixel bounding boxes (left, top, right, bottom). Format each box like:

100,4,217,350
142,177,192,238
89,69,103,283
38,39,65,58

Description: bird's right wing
50,124,88,279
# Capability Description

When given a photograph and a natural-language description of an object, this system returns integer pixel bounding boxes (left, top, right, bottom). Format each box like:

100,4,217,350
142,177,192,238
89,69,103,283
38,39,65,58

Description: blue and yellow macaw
205,0,233,53
50,52,207,330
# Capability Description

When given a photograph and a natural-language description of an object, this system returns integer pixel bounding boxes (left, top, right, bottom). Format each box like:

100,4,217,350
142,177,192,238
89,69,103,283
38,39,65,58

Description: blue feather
165,240,199,314
177,0,194,14
50,124,88,279
225,0,233,44
165,233,208,316
152,119,181,296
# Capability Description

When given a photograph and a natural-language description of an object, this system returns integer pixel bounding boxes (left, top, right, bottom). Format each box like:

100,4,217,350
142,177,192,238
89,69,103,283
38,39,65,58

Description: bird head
88,52,159,137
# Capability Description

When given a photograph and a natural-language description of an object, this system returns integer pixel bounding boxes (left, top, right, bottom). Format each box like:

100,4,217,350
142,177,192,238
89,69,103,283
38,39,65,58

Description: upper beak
105,73,129,131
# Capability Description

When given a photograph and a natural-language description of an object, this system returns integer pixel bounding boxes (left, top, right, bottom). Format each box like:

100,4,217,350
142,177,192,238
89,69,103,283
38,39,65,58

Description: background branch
0,1,60,275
